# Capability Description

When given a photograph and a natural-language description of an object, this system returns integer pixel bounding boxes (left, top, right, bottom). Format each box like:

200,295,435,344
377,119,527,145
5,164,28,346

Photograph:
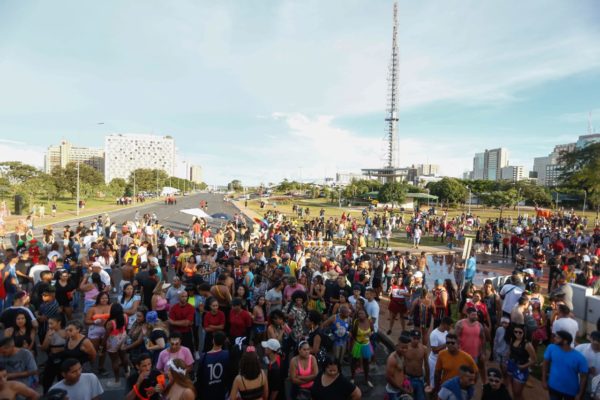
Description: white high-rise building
470,148,508,181
104,134,176,183
415,164,439,176
44,140,104,173
189,165,203,183
501,165,525,182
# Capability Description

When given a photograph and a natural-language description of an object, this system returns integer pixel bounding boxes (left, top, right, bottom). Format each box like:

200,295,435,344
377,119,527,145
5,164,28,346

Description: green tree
107,178,128,197
378,182,407,208
128,169,169,193
479,189,518,217
427,178,468,205
55,162,104,198
228,179,243,192
559,142,600,217
0,161,40,184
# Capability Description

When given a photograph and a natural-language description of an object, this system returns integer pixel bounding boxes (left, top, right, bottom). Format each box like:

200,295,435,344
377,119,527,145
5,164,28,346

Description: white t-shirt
50,373,104,400
364,299,380,333
552,317,579,347
575,343,600,378
28,264,50,284
500,284,524,314
429,328,449,364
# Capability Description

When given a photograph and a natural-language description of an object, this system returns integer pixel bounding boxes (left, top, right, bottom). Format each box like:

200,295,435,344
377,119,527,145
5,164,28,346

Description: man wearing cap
543,330,588,400
262,338,284,400
552,304,578,348
405,330,429,400
575,331,600,398
550,272,574,310
90,262,111,289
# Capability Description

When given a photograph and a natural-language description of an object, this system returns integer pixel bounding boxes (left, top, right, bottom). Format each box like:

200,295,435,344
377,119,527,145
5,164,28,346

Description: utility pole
583,190,587,215
467,186,471,215
76,160,80,216
133,171,136,203
517,188,522,218
156,170,159,197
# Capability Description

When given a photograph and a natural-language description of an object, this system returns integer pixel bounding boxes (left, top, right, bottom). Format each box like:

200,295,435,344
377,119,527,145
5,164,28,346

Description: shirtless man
0,366,39,399
386,334,411,400
417,252,429,274
404,330,430,400
121,261,134,293
210,273,232,309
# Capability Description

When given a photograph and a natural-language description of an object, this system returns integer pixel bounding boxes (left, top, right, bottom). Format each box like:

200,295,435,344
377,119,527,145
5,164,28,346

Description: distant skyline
1,0,599,185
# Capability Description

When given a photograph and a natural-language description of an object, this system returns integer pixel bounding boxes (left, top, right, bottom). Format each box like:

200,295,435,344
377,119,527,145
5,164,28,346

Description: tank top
510,340,529,364
459,321,482,359
355,324,371,345
298,356,314,389
64,337,90,365
239,374,264,400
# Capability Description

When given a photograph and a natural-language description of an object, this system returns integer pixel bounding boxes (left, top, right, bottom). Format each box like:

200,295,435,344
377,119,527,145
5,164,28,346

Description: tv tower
386,1,399,168
362,1,406,182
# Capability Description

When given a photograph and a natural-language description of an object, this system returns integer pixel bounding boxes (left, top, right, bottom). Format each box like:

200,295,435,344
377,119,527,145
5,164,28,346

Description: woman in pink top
152,281,170,321
104,303,128,388
290,341,318,398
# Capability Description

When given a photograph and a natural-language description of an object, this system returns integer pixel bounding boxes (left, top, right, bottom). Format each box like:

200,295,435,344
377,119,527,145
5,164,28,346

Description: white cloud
0,143,45,168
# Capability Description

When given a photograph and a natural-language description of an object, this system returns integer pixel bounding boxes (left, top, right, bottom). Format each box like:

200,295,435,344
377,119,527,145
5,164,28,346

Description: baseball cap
434,279,443,286
410,330,422,339
414,271,423,279
487,367,503,379
91,262,102,268
261,338,281,352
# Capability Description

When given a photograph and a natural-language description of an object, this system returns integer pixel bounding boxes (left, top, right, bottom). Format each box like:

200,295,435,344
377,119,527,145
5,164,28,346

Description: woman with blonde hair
151,280,170,321
162,358,195,400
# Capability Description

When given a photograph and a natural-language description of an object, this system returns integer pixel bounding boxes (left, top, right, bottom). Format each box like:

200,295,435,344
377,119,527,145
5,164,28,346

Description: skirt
351,341,373,359
389,298,407,315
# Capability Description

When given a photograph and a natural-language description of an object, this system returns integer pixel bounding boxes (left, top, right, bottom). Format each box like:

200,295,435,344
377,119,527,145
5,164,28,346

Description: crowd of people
0,198,598,400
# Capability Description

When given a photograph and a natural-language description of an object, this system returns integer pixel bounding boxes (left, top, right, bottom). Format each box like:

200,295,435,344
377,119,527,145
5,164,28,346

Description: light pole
76,160,80,216
583,189,587,215
133,171,136,203
467,186,471,215
517,188,522,218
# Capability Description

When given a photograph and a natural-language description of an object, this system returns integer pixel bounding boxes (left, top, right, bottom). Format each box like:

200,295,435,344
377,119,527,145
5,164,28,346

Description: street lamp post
467,186,471,215
583,190,587,216
156,170,159,197
76,160,80,216
133,171,136,203
517,188,522,218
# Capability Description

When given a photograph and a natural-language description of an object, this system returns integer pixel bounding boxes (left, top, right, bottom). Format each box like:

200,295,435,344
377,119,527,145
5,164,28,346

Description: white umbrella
179,208,213,219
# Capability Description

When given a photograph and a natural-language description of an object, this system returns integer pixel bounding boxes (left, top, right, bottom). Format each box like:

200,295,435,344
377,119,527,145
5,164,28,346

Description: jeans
549,388,575,400
408,376,425,400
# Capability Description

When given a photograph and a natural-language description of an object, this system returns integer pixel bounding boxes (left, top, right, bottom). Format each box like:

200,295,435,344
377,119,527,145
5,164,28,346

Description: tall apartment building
44,140,104,173
415,164,439,176
189,165,203,183
485,148,509,181
501,165,525,182
532,142,576,186
472,152,485,180
470,148,508,181
104,134,176,183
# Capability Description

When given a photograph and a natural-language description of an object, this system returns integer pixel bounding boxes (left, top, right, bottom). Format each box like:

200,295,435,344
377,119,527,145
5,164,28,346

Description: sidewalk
2,197,164,233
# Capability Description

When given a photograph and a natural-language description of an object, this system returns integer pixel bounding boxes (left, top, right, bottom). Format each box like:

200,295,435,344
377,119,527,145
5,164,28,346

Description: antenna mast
385,1,399,168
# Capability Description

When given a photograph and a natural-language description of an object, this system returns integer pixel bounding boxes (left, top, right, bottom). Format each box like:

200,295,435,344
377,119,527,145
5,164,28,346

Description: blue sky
1,0,599,185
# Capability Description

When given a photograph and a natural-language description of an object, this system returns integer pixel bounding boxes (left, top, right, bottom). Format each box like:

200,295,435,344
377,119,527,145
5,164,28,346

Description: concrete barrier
571,283,592,337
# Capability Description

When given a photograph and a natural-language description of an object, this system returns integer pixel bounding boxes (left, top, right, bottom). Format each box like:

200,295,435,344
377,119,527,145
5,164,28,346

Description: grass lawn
248,197,598,224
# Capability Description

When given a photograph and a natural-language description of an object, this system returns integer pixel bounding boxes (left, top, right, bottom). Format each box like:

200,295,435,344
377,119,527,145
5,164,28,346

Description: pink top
156,347,194,373
298,356,313,389
85,286,99,301
459,321,482,359
155,297,168,311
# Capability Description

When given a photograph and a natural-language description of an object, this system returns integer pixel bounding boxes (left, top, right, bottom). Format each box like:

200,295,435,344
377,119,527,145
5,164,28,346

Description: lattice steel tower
386,1,399,168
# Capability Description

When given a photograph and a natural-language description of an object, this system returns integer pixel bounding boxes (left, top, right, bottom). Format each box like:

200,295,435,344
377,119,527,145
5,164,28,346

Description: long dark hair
95,291,110,305
13,310,33,334
109,303,126,330
120,283,134,304
91,272,106,292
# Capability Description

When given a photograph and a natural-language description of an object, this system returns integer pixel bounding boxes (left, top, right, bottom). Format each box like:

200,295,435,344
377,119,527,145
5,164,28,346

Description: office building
469,148,508,181
501,165,525,182
472,152,485,180
415,164,439,176
575,133,600,149
531,142,575,186
189,165,203,183
104,134,176,183
44,140,104,173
